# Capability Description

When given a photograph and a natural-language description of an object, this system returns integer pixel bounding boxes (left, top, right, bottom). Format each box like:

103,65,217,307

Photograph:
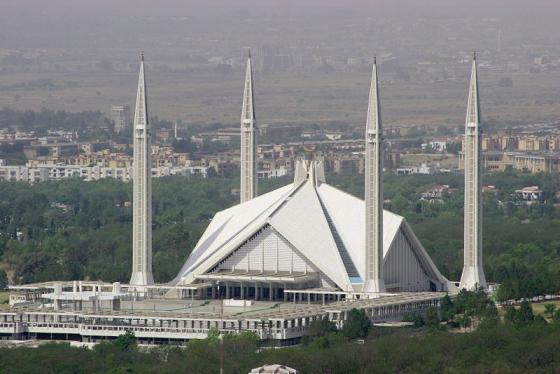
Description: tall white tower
240,50,257,203
363,58,386,294
460,53,487,290
130,53,155,286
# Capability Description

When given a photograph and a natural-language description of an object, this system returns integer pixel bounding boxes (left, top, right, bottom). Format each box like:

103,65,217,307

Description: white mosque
130,51,486,300
171,158,450,299
161,52,486,299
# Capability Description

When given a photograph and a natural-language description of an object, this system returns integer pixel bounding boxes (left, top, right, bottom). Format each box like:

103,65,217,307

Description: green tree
509,301,536,328
0,270,7,289
440,294,454,321
517,301,535,323
504,306,517,324
404,313,426,327
302,317,337,346
342,309,370,339
446,141,461,155
425,307,441,329
543,303,556,319
553,309,560,325
113,330,137,351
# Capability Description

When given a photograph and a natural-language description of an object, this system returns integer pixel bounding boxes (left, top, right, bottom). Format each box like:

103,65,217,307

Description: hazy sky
2,0,559,49
1,0,559,126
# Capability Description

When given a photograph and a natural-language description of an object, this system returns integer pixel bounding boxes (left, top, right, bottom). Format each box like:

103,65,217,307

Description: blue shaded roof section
350,276,363,284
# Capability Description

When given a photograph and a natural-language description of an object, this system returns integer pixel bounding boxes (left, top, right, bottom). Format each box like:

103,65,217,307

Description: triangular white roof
172,183,294,284
174,163,448,291
316,183,403,281
270,182,352,290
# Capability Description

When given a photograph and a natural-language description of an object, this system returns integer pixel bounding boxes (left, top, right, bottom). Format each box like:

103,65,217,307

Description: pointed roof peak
466,53,480,125
472,50,477,61
373,55,377,65
366,59,381,133
241,49,255,123
134,51,149,129
248,48,251,59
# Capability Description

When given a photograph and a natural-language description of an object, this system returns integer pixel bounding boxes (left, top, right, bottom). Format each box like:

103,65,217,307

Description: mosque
171,159,450,299
159,53,485,299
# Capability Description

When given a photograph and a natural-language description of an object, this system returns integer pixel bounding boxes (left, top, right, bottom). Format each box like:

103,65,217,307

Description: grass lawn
497,299,560,320
0,291,9,310
532,300,560,317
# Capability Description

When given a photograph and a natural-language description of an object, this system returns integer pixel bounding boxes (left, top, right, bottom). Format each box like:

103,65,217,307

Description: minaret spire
240,49,257,203
363,57,386,294
460,53,487,290
130,53,154,286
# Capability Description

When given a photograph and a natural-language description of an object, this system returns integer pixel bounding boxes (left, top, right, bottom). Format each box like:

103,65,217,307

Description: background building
112,105,131,133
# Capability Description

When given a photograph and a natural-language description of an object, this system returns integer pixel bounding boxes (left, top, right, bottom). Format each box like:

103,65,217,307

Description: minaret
363,58,386,294
130,53,154,286
460,53,487,290
240,49,257,203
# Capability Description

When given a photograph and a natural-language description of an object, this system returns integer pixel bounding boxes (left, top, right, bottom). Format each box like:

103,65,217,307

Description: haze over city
1,0,560,126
